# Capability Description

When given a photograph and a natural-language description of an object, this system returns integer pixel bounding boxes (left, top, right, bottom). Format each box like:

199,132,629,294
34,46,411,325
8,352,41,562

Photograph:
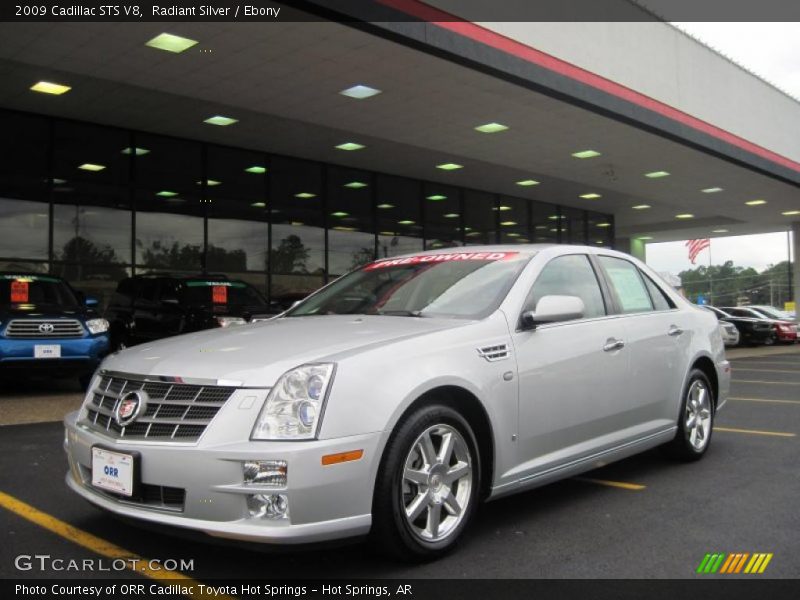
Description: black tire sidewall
373,404,481,560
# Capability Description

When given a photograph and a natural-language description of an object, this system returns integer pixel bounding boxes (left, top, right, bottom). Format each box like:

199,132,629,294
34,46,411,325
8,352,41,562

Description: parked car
0,272,109,387
746,305,796,321
718,320,740,347
104,274,272,350
64,245,730,560
720,306,798,344
702,306,776,346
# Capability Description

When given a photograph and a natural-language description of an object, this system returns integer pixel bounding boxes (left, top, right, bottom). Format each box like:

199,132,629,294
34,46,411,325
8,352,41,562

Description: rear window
181,280,266,307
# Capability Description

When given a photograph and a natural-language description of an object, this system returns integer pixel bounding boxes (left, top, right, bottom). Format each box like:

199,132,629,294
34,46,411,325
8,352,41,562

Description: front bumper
0,335,108,371
63,411,380,544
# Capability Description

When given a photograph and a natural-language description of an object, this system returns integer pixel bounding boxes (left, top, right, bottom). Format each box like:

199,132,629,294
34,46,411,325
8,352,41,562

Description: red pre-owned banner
364,251,518,271
212,285,228,304
10,280,29,303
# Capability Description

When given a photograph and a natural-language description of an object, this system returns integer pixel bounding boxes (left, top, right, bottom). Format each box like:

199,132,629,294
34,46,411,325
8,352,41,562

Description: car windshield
751,306,790,320
285,250,533,320
181,280,267,307
0,274,78,308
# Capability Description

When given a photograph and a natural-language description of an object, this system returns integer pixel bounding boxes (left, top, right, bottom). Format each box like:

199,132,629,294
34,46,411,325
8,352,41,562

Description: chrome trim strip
100,369,243,387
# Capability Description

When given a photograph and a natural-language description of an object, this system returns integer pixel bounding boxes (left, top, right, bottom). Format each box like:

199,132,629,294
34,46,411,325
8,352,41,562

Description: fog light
243,460,287,487
247,493,289,519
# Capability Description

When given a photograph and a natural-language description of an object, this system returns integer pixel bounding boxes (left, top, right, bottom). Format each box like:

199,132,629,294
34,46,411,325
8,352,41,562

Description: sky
645,231,794,276
644,23,799,274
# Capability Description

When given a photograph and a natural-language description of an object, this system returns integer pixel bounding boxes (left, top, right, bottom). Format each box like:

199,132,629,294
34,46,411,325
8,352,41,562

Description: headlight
85,318,109,334
216,316,247,328
251,363,335,440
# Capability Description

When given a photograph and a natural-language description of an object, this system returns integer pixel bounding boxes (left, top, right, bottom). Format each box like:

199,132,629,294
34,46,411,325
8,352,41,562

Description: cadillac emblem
114,390,147,427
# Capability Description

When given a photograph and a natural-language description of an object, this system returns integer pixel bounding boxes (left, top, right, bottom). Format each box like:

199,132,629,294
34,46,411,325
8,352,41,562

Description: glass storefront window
54,121,130,186
424,183,462,249
498,197,530,244
533,201,561,244
377,175,423,258
463,190,497,246
327,166,375,276
563,206,588,244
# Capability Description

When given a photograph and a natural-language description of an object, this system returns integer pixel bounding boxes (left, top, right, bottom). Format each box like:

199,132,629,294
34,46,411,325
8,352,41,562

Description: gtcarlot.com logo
697,552,773,574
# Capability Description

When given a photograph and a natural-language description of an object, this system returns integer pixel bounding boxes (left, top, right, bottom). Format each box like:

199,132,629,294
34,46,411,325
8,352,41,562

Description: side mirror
84,296,99,308
520,295,585,330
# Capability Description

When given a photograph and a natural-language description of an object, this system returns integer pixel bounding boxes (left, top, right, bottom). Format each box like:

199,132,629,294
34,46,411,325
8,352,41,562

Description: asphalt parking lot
1,349,798,580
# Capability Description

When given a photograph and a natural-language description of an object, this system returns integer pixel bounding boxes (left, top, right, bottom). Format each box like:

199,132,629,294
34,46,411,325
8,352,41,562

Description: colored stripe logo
697,553,773,574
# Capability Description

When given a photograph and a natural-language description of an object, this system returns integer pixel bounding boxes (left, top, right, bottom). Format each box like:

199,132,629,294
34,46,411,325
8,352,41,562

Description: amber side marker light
322,450,364,466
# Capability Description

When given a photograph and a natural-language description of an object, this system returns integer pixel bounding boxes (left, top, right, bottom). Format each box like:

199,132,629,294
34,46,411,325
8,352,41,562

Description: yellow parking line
0,491,233,600
732,379,800,386
574,477,646,491
729,397,800,405
715,427,796,438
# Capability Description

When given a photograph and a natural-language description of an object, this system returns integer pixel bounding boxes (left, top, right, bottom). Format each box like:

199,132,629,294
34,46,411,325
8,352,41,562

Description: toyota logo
38,323,54,334
114,390,148,427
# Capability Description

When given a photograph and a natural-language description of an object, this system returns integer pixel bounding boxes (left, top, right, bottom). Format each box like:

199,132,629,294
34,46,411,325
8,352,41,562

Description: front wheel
663,369,714,461
371,404,480,561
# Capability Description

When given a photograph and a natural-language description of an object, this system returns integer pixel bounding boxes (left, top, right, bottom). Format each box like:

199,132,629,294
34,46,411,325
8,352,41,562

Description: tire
663,369,714,461
110,326,129,352
763,334,776,346
371,404,481,561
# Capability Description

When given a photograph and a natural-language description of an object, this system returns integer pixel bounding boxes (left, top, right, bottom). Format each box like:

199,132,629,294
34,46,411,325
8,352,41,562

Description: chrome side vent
477,343,510,362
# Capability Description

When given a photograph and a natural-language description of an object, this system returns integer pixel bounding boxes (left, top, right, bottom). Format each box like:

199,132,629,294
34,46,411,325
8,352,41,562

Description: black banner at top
2,0,800,22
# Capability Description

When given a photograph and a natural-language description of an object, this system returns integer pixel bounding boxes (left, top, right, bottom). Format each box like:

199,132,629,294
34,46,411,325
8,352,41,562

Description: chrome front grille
5,318,84,338
82,374,236,442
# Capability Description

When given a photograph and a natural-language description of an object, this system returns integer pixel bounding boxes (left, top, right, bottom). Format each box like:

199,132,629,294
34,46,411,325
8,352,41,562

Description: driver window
523,254,606,320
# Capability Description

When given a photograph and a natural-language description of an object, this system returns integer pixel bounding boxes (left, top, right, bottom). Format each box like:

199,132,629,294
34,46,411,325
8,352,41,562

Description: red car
721,306,798,343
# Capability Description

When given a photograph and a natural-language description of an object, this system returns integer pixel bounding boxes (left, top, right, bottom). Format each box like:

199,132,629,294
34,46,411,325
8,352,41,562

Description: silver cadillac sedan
64,245,730,560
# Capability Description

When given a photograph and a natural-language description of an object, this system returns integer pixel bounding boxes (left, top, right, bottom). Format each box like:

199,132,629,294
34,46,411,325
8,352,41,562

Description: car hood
0,306,90,320
100,314,468,386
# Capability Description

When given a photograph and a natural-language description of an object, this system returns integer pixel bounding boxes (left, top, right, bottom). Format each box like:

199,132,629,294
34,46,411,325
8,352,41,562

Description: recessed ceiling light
507,232,521,238
493,205,512,212
339,85,382,99
156,190,178,197
535,225,547,230
436,163,463,171
474,122,509,133
121,147,149,156
78,163,105,172
245,166,267,174
204,115,238,126
702,187,723,193
295,192,316,199
251,202,266,208
335,142,365,151
379,231,396,236
52,178,67,185
632,204,651,210
637,236,654,241
675,213,694,219
398,220,415,225
500,221,518,226
596,222,611,228
443,213,460,218
344,181,368,189
426,194,447,201
331,211,349,218
196,179,221,186
145,33,198,53
579,193,602,199
30,81,71,95
781,210,800,216
333,226,358,232
466,231,482,237
645,171,670,178
712,228,729,233
572,150,601,159
745,199,767,206
377,204,395,209
290,221,304,226
516,179,539,186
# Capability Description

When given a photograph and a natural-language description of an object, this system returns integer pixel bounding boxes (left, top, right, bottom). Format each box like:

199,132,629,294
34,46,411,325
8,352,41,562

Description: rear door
596,256,688,432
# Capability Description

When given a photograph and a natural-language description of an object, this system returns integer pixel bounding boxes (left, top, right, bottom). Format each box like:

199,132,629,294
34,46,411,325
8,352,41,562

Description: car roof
0,272,65,280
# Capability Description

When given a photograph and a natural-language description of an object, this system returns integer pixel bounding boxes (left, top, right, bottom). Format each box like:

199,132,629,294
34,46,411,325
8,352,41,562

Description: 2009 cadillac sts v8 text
64,245,730,560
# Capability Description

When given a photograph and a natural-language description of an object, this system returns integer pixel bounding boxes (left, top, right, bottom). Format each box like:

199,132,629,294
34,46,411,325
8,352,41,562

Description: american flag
686,238,710,264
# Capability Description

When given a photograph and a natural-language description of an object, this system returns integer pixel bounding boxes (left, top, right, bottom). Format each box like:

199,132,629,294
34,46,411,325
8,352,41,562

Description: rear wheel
663,369,714,461
371,404,480,561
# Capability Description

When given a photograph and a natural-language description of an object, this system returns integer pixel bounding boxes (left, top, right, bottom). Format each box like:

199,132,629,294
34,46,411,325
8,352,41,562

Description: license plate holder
34,344,61,359
91,446,140,498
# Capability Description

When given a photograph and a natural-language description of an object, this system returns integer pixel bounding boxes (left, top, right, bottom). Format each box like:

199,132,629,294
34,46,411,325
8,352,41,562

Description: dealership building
0,1,798,310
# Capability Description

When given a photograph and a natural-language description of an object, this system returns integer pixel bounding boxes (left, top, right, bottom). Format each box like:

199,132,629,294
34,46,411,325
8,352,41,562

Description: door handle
668,325,684,337
603,338,625,352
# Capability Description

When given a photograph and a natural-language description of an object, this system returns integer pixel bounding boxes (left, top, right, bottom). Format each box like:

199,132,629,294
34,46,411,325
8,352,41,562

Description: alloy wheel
685,380,712,451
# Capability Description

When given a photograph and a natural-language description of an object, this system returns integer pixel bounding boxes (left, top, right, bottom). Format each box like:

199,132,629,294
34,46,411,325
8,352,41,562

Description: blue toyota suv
0,273,110,387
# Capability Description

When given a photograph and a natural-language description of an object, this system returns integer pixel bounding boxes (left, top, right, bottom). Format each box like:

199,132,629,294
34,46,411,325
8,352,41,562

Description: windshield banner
212,285,228,304
365,251,518,271
10,280,29,303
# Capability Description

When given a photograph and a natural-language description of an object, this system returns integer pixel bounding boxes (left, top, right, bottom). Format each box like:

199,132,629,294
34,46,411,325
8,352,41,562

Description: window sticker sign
365,251,519,271
212,285,228,304
10,280,29,303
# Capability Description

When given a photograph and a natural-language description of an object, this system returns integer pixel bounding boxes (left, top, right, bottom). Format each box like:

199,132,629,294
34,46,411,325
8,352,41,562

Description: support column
792,223,799,323
615,237,646,261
